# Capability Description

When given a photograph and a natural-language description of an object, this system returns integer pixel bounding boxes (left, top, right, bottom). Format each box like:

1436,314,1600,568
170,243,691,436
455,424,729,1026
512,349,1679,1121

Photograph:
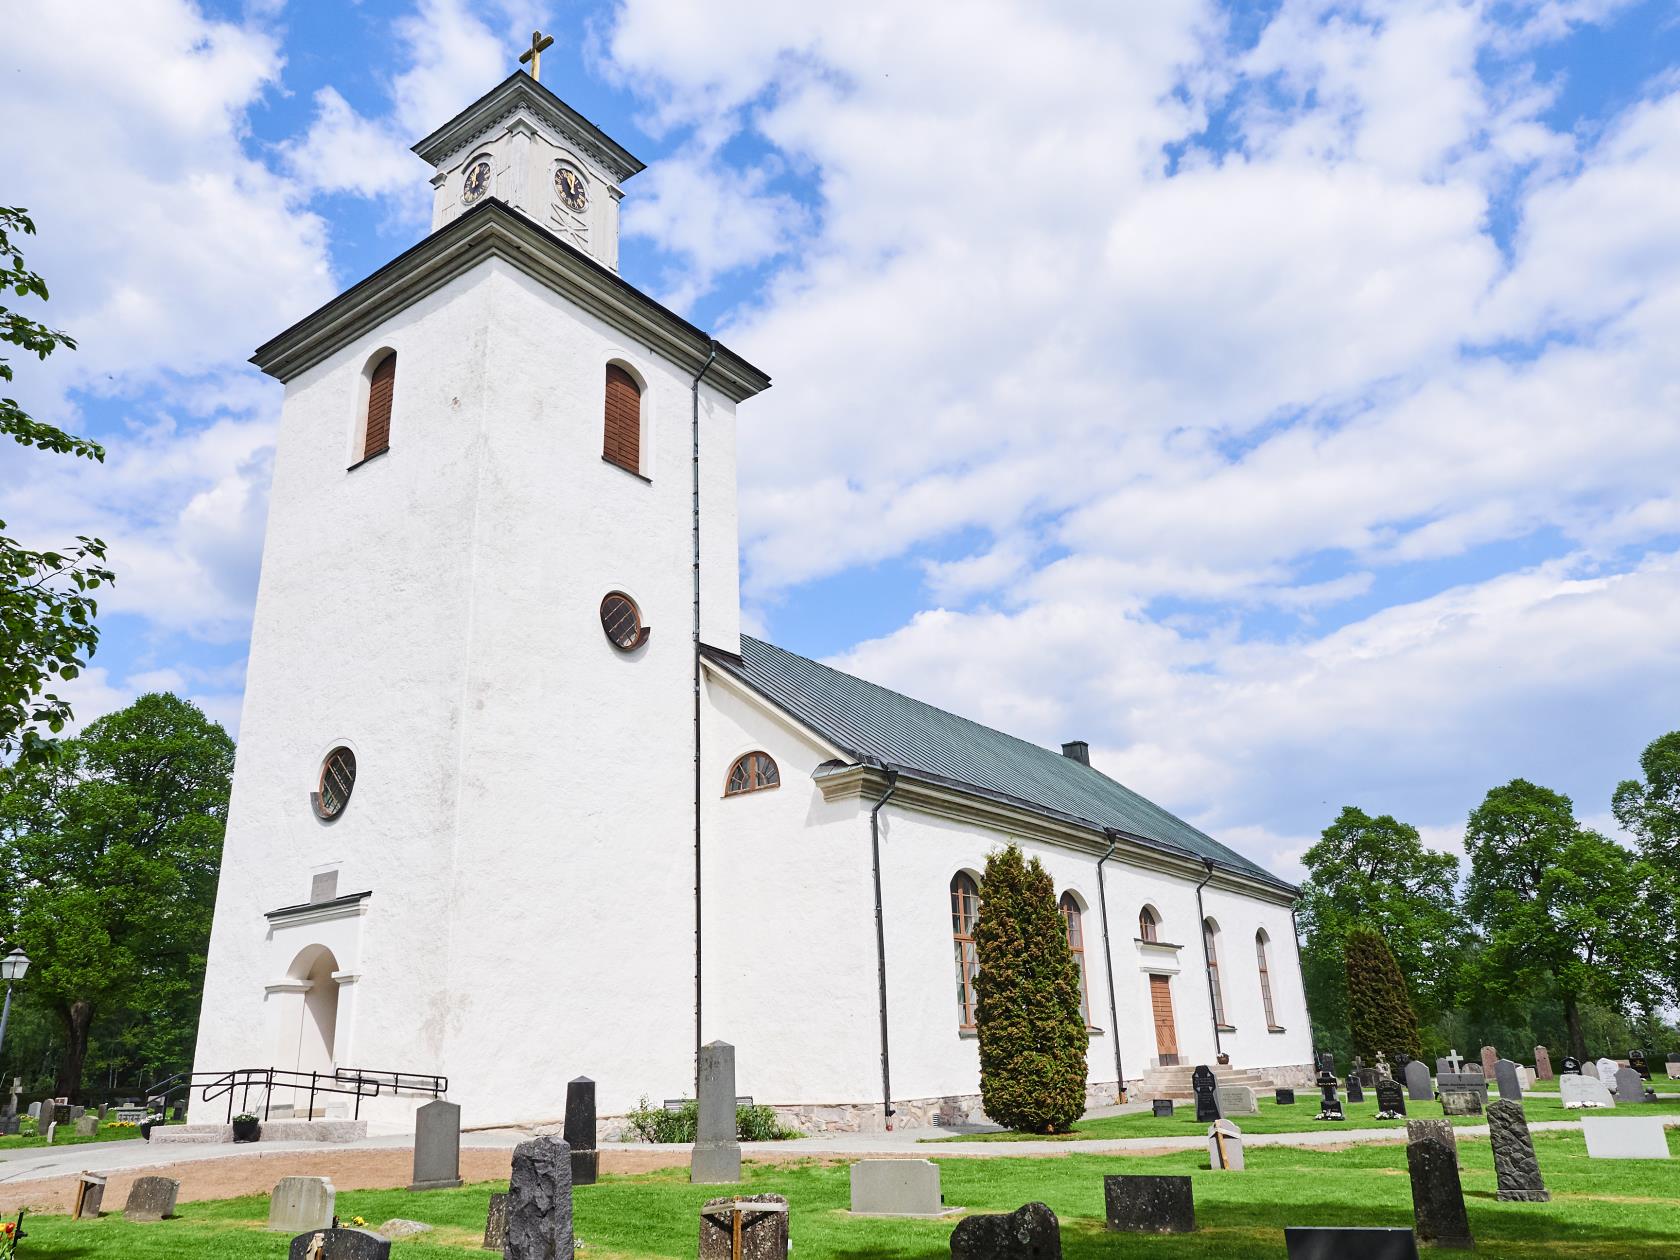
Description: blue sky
5,0,1680,878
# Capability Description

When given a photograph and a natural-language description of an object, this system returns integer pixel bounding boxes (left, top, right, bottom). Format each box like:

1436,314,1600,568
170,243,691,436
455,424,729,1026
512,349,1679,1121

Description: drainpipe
870,769,901,1129
691,337,717,1091
1096,833,1127,1103
1194,859,1222,1061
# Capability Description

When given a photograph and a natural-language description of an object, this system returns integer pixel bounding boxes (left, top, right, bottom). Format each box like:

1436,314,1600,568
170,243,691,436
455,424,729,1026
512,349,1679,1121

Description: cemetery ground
0,1123,147,1151
15,1129,1680,1259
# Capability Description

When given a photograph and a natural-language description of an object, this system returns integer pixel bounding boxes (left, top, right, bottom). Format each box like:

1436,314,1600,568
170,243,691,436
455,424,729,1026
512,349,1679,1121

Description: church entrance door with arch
1150,974,1179,1066
279,945,340,1114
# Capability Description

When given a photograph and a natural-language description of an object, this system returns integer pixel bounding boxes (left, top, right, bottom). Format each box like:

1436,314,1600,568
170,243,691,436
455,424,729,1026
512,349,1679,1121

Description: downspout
1096,833,1127,1103
1195,859,1222,1061
691,337,718,1090
870,769,901,1129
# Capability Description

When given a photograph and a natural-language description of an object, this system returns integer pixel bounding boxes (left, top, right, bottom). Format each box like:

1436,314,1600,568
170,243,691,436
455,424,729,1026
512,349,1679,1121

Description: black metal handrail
145,1066,447,1123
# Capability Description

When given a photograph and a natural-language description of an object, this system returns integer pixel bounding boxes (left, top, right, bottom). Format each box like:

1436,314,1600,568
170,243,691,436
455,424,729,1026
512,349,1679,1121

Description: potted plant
231,1112,260,1143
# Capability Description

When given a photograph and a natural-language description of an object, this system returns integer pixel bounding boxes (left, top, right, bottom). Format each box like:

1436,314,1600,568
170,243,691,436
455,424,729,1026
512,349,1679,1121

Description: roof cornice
249,200,770,401
411,73,645,182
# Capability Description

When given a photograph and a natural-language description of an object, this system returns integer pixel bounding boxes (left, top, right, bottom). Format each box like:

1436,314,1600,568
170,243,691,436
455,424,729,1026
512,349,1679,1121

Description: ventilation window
725,752,780,796
600,591,649,650
362,351,396,461
314,747,357,820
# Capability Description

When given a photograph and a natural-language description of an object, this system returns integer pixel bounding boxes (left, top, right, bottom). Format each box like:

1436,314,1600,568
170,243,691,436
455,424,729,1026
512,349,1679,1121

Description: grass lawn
15,1129,1680,1258
930,1093,1680,1140
0,1124,146,1151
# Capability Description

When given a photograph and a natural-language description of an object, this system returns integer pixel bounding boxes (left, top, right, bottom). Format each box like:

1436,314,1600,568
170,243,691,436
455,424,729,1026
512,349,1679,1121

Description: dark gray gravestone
1487,1099,1549,1202
1276,1088,1296,1105
505,1136,573,1260
1404,1060,1432,1102
483,1192,508,1251
1408,1119,1456,1163
287,1228,391,1260
1615,1067,1656,1103
1316,1099,1345,1121
1285,1226,1420,1260
1559,1055,1581,1076
123,1175,181,1221
1407,1125,1473,1250
1103,1175,1194,1233
699,1194,790,1260
1317,1050,1336,1074
563,1078,597,1186
951,1201,1060,1259
1345,1075,1365,1104
1317,1069,1339,1103
1151,1099,1174,1118
1629,1049,1651,1080
409,1099,462,1191
1494,1058,1523,1102
1375,1078,1406,1117
691,1041,742,1184
1191,1065,1220,1123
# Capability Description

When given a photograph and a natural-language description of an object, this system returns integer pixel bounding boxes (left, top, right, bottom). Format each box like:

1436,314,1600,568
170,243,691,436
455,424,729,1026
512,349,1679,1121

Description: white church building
191,65,1313,1132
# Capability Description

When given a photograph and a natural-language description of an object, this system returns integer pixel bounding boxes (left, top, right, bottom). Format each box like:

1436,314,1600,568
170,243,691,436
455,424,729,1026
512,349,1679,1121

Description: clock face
554,165,588,214
461,159,492,205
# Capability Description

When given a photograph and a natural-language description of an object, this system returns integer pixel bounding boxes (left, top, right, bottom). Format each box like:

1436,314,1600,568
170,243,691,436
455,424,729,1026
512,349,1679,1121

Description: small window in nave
725,752,780,796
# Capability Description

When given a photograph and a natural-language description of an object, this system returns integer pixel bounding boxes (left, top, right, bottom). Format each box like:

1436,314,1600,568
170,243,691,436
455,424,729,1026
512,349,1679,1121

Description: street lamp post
0,949,30,1064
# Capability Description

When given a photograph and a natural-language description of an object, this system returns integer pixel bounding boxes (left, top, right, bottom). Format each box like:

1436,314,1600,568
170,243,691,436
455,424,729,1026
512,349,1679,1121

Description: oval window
600,591,650,650
315,747,357,820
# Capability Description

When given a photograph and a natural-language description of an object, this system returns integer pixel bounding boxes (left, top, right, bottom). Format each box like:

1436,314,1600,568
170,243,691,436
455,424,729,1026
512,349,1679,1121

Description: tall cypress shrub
1345,925,1424,1061
972,843,1089,1132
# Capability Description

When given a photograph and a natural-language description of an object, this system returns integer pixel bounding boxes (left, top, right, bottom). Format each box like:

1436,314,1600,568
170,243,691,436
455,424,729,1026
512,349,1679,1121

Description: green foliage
1614,729,1680,1006
0,206,112,764
15,1116,34,1138
0,693,234,1098
972,843,1088,1134
621,1095,800,1143
1344,925,1423,1061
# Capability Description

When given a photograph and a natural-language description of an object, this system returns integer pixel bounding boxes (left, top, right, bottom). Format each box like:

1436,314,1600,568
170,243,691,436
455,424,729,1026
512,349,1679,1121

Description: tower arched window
951,872,980,1029
1256,929,1278,1029
1204,917,1227,1027
603,363,641,474
1138,905,1159,943
362,350,395,461
724,752,779,796
1059,892,1091,1027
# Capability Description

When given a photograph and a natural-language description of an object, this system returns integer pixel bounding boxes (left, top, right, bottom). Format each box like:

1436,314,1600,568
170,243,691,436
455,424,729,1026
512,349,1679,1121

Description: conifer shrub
1345,925,1424,1061
972,843,1089,1133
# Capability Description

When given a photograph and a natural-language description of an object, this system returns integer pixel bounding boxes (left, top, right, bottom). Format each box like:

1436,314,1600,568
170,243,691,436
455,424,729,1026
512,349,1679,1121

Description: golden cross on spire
519,29,555,82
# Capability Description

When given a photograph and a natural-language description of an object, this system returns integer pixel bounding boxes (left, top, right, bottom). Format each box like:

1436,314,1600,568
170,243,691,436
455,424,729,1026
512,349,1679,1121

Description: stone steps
150,1118,367,1145
1138,1066,1278,1101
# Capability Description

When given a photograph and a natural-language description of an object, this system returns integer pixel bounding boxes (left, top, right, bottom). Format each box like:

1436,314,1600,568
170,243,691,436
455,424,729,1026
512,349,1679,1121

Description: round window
315,747,357,819
600,592,649,651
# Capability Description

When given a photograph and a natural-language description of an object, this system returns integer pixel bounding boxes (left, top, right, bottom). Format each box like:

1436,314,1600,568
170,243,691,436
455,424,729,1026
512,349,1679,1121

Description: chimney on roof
1061,740,1090,766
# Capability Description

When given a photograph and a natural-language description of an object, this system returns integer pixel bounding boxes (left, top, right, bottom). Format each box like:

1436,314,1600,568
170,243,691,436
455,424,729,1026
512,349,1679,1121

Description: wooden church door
1150,974,1179,1066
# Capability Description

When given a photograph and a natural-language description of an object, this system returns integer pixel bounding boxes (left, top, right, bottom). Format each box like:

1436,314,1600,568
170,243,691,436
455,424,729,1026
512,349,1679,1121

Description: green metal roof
707,636,1291,891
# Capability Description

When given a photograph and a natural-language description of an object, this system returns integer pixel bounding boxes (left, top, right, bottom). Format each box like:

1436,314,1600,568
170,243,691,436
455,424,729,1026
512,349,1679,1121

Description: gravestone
2,1079,16,1120
1317,1069,1338,1103
74,1115,99,1137
1437,1050,1464,1076
377,1220,432,1240
1666,1053,1680,1079
1440,1088,1482,1116
124,1175,181,1221
1375,1078,1406,1118
1207,1119,1244,1170
1494,1058,1523,1102
1409,1118,1456,1160
1582,1116,1670,1159
1406,1123,1473,1250
25,1102,39,1122
1275,1088,1296,1106
1436,1069,1487,1107
72,1171,107,1220
951,1201,1060,1259
1615,1067,1656,1104
1191,1065,1220,1123
52,1103,72,1124
1597,1057,1621,1087
1215,1085,1257,1116
563,1077,598,1186
1481,1045,1499,1079
44,1121,55,1144
1284,1226,1420,1260
1559,1055,1581,1076
269,1177,336,1233
1345,1075,1365,1104
1317,1050,1336,1074
691,1040,742,1184
1629,1049,1651,1080
1404,1060,1432,1102
1317,1099,1345,1121
699,1194,790,1260
409,1099,462,1191
850,1159,951,1216
1151,1099,1174,1118
1487,1099,1549,1202
1534,1045,1553,1080
1560,1073,1615,1108
483,1192,509,1251
506,1135,574,1260
287,1227,392,1260
1375,1052,1392,1082
1103,1175,1194,1233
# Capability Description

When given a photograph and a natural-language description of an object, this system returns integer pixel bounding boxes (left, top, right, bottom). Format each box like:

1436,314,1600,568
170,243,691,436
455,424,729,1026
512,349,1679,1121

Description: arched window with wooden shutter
1059,891,1092,1027
362,350,396,461
603,363,641,474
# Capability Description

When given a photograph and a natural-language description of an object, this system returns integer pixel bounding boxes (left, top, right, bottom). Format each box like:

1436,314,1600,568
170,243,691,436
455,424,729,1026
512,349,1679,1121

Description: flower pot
231,1117,260,1143
139,1119,154,1141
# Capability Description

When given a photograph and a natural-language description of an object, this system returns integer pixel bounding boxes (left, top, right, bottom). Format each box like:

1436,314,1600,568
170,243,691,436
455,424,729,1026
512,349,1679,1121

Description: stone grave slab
1629,1049,1651,1080
1284,1226,1421,1260
1596,1057,1621,1086
1404,1060,1432,1102
563,1077,598,1186
1215,1085,1257,1116
72,1171,107,1219
377,1219,431,1240
409,1099,462,1191
1151,1099,1173,1118
1494,1059,1523,1101
1534,1046,1553,1079
1345,1076,1365,1104
692,1041,742,1184
1207,1119,1244,1170
1407,1127,1473,1249
287,1227,391,1259
123,1176,180,1221
1560,1073,1615,1108
1191,1065,1220,1123
1440,1089,1482,1116
74,1115,99,1137
1276,1087,1296,1106
1481,1046,1499,1079
1487,1099,1548,1202
483,1191,508,1251
1582,1116,1670,1159
1103,1175,1194,1233
1375,1078,1406,1118
951,1201,1059,1260
1316,1099,1345,1121
269,1177,337,1233
850,1158,953,1216
507,1135,573,1260
1615,1067,1656,1104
